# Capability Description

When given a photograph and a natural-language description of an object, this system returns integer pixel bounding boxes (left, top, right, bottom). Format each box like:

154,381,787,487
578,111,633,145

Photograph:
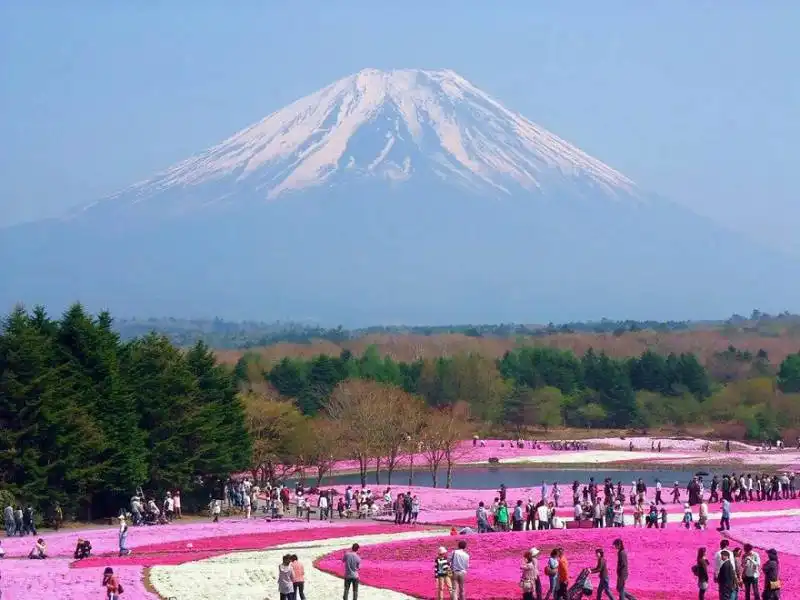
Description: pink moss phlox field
0,517,331,558
0,518,395,599
73,522,406,568
727,515,800,557
326,439,556,474
316,526,800,600
0,562,151,600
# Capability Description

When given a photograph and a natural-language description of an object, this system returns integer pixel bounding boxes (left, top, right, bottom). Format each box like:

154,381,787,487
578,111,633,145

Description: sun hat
438,546,447,555
530,547,540,557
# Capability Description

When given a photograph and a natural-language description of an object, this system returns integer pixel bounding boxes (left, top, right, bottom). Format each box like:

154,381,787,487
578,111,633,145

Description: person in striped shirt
434,546,453,600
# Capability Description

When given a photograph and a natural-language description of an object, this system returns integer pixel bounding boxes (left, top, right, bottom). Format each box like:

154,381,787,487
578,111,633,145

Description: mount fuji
2,68,798,324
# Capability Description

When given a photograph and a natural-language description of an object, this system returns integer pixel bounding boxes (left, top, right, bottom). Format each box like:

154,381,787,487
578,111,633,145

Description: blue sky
2,2,798,254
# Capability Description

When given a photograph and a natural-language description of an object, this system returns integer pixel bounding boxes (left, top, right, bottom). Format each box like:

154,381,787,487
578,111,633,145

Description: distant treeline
237,343,800,440
116,310,800,349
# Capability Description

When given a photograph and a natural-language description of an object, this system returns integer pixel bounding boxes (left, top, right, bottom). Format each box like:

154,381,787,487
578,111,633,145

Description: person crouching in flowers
519,548,541,600
102,567,124,600
434,546,452,600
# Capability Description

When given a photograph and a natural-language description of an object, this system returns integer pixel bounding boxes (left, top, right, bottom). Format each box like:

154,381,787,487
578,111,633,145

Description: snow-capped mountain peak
101,68,639,212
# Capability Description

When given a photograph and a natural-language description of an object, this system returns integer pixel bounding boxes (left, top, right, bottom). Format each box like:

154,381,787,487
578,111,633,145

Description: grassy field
214,328,800,366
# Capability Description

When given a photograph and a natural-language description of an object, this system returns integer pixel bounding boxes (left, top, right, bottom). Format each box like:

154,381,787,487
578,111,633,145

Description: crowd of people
127,488,181,526
694,540,781,600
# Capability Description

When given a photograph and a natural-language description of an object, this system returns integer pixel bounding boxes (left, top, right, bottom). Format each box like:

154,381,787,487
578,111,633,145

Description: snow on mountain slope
96,68,639,212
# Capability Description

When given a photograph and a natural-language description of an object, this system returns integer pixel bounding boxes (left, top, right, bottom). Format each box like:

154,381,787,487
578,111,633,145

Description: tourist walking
742,544,761,600
544,548,559,600
118,515,131,557
520,548,540,600
719,498,731,531
278,554,295,600
3,505,13,537
590,547,615,600
451,540,470,600
693,547,710,600
342,543,361,600
762,549,780,600
555,547,569,600
290,554,306,600
434,546,452,600
613,539,636,600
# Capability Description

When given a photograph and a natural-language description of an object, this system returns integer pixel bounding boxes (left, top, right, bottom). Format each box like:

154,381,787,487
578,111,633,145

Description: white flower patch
149,529,443,600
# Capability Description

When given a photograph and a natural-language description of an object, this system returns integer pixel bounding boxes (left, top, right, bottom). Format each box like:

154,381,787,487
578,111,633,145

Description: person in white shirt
243,489,252,519
450,540,469,600
318,493,329,520
655,479,665,505
536,502,550,530
173,491,182,519
713,540,730,581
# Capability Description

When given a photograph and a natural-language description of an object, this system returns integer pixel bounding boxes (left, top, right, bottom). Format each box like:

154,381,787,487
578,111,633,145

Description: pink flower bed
73,522,407,567
327,439,556,474
727,515,800,557
0,518,403,599
0,562,151,600
317,525,800,599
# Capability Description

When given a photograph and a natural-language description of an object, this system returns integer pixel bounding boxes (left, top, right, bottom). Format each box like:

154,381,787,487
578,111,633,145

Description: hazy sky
2,2,798,254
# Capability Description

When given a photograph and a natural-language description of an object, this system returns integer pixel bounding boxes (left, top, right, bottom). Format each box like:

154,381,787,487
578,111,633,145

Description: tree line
0,305,251,520
237,344,800,440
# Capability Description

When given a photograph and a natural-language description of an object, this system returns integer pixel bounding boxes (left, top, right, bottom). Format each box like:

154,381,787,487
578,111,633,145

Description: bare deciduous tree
324,379,386,487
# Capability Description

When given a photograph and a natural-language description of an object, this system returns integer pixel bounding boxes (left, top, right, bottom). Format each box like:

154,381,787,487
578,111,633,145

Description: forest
0,305,250,520
4,304,800,519
237,341,800,441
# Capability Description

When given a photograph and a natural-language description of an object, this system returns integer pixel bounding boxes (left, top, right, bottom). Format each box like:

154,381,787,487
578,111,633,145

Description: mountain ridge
74,68,640,220
3,67,799,324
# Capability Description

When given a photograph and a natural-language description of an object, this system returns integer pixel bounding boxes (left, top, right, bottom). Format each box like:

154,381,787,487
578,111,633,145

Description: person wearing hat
118,515,131,557
520,548,541,600
434,546,452,600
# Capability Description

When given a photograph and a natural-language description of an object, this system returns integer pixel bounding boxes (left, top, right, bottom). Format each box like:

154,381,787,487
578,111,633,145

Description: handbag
769,579,781,590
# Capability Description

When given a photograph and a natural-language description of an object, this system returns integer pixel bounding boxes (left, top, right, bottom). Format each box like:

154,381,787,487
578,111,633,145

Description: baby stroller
568,568,593,599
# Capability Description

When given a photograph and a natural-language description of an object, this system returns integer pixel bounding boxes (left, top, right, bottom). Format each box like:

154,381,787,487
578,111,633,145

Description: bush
0,490,16,509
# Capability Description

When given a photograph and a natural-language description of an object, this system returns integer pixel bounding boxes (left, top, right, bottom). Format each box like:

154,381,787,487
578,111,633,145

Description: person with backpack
762,549,780,600
543,548,559,600
519,548,540,600
742,544,761,600
102,567,124,600
693,547,710,600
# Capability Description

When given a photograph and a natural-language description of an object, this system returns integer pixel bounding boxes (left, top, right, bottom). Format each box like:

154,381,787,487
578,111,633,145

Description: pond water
320,466,713,489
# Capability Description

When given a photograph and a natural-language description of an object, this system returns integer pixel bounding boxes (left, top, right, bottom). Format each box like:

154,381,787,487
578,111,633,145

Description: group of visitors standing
694,540,781,600
2,504,37,537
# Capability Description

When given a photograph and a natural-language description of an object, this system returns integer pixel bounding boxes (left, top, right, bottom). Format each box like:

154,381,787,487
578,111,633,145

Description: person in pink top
290,554,306,600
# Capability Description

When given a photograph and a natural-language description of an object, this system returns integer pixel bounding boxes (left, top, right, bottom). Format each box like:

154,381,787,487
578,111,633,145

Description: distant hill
113,312,800,368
